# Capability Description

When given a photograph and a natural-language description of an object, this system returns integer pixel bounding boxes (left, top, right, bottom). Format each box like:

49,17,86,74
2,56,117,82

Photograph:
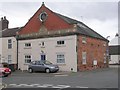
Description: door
41,54,46,61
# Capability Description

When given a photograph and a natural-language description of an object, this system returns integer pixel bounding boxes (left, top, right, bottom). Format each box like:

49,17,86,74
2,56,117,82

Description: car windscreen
44,61,52,65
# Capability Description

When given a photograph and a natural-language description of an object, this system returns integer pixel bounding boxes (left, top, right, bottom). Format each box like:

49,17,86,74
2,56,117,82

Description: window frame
24,55,32,64
82,37,87,44
8,55,12,64
57,40,65,46
82,52,87,65
24,43,32,48
8,39,12,49
57,54,65,64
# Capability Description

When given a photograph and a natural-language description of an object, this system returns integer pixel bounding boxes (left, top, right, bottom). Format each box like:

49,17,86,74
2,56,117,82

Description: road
2,67,119,89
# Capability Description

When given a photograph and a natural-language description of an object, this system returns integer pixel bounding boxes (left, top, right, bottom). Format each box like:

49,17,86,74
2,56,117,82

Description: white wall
0,38,2,63
109,55,120,64
1,37,17,64
18,35,77,72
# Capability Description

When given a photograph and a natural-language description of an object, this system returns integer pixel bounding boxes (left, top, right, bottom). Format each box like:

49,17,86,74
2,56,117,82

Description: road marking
37,84,53,88
0,83,7,89
76,86,88,88
8,84,88,88
52,85,70,88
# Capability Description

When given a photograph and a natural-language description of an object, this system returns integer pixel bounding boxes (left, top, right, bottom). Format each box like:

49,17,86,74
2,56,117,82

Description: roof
18,3,108,41
55,13,108,41
109,45,120,55
1,27,21,37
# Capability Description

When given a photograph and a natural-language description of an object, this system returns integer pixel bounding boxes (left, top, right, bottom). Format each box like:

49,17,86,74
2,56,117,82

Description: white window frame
104,53,107,63
24,43,32,48
57,40,65,46
82,37,87,44
24,55,32,64
57,53,65,64
82,52,87,64
8,55,12,64
8,39,12,49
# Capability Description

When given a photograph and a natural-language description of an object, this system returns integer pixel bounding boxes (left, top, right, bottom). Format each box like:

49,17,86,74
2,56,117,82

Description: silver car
28,60,59,73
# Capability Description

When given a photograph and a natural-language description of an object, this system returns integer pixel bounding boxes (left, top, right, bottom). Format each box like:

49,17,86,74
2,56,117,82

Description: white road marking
37,84,53,88
8,84,88,88
52,85,70,88
76,86,88,88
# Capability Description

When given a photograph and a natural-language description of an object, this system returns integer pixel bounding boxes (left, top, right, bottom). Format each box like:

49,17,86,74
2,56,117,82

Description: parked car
0,63,11,77
28,60,59,73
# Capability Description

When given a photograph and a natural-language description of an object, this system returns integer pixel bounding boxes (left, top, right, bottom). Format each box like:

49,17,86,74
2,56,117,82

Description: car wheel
45,68,50,73
4,75,8,77
28,68,33,73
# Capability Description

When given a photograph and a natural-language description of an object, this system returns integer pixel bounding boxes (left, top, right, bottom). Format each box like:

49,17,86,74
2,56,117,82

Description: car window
44,61,52,65
39,61,44,65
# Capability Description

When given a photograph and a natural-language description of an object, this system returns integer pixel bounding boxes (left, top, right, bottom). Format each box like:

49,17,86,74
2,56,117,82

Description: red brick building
17,3,109,71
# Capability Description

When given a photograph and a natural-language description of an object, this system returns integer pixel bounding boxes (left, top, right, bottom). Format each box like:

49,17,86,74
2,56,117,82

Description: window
25,43,31,48
57,54,65,64
41,54,46,61
57,40,65,45
0,54,1,62
25,55,31,64
8,39,12,49
40,42,45,47
41,42,44,46
82,52,87,64
82,37,86,44
104,53,107,63
8,55,12,64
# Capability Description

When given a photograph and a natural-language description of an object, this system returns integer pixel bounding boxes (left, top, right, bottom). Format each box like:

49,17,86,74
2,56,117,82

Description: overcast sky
0,0,119,40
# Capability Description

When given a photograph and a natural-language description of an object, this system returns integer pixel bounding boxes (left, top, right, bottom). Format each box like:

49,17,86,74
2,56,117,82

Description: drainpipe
16,32,19,70
16,38,18,70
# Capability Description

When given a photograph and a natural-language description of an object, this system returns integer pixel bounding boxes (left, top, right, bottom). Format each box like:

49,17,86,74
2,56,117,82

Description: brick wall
77,35,108,71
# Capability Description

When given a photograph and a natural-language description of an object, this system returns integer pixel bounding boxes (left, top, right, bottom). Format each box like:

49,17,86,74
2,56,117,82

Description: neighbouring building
17,3,109,72
109,33,120,64
0,16,21,71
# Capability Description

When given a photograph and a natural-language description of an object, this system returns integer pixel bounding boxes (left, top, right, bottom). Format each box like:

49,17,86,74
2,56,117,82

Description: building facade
0,17,21,71
17,3,109,72
109,33,120,64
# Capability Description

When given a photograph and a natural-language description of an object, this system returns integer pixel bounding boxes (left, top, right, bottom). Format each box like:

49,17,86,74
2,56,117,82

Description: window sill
41,46,45,48
24,47,32,49
56,45,66,47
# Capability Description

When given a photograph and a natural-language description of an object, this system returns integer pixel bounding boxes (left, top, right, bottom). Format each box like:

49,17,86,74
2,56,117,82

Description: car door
35,61,45,72
30,61,38,71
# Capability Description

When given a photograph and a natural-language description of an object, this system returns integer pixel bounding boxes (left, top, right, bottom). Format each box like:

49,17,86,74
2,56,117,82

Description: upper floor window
57,40,65,45
8,39,12,49
82,37,87,44
82,52,87,64
40,42,45,47
25,43,31,48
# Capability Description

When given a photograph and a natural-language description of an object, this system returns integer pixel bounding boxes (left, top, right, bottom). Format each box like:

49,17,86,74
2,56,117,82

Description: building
17,3,109,72
109,33,120,64
0,17,21,71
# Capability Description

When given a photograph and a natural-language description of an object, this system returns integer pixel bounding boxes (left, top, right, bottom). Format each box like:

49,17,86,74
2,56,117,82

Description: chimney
0,16,9,30
115,33,119,37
